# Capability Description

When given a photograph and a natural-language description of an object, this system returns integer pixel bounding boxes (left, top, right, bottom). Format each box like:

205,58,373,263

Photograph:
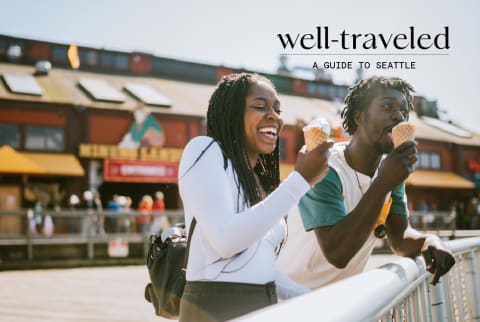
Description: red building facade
0,34,479,233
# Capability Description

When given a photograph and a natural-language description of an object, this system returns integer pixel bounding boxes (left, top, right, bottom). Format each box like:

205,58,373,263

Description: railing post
422,280,433,322
470,249,480,321
406,295,415,322
430,278,449,322
415,287,423,321
26,208,33,261
87,210,94,260
143,230,150,258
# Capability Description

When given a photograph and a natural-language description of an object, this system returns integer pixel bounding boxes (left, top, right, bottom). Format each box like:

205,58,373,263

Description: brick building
0,34,478,233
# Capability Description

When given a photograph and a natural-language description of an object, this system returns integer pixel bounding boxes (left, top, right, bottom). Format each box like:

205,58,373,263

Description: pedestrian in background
67,194,80,233
114,195,131,233
137,194,153,234
80,190,94,236
29,199,43,235
151,191,170,234
106,194,120,233
152,191,165,211
93,192,105,235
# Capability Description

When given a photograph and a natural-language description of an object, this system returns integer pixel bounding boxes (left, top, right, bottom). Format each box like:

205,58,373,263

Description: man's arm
386,214,455,285
309,142,417,268
313,178,391,268
302,167,393,269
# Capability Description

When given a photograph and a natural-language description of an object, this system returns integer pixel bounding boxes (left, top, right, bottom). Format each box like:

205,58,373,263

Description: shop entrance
98,182,179,210
0,185,22,235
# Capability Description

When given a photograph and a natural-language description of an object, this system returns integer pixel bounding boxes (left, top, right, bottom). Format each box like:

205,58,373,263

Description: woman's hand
294,140,333,186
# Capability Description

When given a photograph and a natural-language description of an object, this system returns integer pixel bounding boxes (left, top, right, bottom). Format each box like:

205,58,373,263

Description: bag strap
182,217,196,274
179,139,216,181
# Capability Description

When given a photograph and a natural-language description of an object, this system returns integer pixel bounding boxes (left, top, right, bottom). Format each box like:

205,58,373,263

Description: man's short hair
341,76,415,135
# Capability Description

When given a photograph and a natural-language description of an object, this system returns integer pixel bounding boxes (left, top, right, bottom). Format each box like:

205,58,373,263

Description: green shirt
299,167,408,231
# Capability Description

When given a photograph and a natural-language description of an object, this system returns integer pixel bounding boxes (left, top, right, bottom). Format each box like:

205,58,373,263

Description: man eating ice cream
278,76,455,289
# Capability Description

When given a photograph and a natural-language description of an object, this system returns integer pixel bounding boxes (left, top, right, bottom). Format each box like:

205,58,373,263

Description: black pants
179,281,277,322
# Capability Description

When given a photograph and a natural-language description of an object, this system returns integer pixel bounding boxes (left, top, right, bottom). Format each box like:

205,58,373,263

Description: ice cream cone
303,118,330,151
392,122,416,148
304,128,329,151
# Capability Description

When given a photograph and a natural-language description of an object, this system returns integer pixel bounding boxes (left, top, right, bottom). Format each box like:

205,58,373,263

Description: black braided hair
206,73,280,206
341,75,415,135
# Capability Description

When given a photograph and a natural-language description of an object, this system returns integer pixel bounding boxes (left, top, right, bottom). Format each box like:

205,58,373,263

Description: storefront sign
467,159,480,173
104,159,178,183
80,144,183,162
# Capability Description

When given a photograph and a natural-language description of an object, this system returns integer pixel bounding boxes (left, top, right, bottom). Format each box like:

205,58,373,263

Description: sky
1,0,479,132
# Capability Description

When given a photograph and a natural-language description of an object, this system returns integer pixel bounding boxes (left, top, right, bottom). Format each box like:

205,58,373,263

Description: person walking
151,191,170,234
137,195,153,234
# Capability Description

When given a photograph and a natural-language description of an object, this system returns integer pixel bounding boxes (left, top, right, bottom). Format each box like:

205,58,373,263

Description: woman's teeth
259,127,277,139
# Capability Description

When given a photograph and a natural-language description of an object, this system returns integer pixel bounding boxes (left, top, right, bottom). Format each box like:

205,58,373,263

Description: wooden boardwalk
0,265,172,322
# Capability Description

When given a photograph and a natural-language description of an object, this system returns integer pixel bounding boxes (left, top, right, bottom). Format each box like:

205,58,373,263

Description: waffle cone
304,127,329,151
392,123,416,147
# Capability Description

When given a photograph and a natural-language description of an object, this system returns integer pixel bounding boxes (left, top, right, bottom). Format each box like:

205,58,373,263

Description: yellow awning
0,145,46,174
22,152,85,176
406,170,475,189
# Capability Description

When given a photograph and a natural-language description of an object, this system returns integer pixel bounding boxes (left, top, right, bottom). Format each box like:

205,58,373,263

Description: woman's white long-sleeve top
178,136,310,297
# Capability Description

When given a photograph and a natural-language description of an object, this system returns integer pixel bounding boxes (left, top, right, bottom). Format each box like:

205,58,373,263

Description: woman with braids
278,75,455,290
177,73,332,321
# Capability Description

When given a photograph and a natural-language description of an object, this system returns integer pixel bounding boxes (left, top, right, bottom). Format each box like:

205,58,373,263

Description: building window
0,123,20,148
430,153,441,169
86,50,98,66
51,46,68,63
334,86,347,98
418,151,441,170
306,83,317,96
25,126,64,151
319,85,328,96
100,52,114,67
114,54,129,70
419,152,430,168
327,85,336,98
79,49,99,66
0,39,6,56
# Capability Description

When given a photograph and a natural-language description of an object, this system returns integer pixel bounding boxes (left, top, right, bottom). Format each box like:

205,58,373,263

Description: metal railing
0,209,185,261
1,210,479,320
409,210,456,231
238,237,480,322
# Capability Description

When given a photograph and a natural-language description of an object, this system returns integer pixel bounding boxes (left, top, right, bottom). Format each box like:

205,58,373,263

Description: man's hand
421,245,456,285
386,219,456,285
376,141,418,192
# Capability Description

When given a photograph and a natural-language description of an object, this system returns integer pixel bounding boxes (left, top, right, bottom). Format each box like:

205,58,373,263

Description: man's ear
354,109,364,128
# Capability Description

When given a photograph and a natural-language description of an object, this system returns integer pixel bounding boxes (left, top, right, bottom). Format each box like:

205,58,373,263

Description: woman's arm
179,137,310,258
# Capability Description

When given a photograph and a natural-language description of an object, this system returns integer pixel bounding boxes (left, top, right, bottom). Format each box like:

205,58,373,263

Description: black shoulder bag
144,139,225,318
144,218,196,319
